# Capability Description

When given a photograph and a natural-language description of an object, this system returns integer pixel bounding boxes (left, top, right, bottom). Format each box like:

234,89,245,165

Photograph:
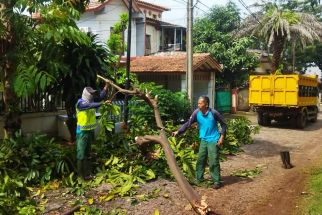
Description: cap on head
85,87,97,94
82,87,97,102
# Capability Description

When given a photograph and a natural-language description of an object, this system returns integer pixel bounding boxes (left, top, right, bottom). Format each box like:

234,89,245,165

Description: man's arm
77,100,102,111
172,109,198,136
211,109,227,146
97,84,108,101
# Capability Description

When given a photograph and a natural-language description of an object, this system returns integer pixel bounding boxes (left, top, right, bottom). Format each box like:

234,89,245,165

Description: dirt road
45,111,322,215
122,111,322,215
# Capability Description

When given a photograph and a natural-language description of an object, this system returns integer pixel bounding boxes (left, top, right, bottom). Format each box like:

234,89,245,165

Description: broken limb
97,75,213,215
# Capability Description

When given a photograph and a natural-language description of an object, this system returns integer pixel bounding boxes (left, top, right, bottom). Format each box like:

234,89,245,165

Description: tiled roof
86,0,168,13
131,53,222,73
86,0,140,12
146,17,185,29
137,0,170,12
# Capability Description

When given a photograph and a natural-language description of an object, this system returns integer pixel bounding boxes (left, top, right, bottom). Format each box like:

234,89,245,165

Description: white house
77,0,186,56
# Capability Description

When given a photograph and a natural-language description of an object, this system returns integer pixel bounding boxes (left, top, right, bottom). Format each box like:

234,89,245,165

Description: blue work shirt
178,108,226,143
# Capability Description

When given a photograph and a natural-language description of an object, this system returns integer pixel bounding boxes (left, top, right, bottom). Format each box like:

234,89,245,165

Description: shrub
130,82,191,125
0,132,74,213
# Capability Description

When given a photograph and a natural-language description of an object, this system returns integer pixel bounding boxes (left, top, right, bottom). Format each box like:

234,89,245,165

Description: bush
220,116,260,156
130,82,191,125
0,132,74,213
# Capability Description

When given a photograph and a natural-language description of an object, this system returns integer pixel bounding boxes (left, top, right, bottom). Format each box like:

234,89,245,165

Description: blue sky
143,0,257,26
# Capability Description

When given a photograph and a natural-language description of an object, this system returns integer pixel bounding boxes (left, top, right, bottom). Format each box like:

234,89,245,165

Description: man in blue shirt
173,96,227,189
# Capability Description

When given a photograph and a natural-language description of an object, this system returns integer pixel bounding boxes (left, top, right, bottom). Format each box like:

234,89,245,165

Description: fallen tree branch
97,75,213,214
61,205,81,215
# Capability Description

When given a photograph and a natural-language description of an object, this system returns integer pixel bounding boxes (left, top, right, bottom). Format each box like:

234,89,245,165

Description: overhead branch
97,75,213,215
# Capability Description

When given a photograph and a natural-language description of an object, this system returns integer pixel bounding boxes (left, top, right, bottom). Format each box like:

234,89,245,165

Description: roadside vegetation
1,0,321,214
0,93,259,213
299,166,322,215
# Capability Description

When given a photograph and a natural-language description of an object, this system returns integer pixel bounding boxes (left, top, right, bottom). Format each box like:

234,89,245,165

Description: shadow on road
243,140,293,158
221,175,253,186
266,119,322,131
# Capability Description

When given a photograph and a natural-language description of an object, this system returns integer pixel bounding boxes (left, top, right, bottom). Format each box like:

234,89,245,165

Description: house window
158,14,161,18
145,34,151,54
153,14,157,19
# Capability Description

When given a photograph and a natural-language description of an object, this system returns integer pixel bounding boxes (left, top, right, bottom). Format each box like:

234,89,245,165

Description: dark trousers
196,140,221,184
76,130,94,178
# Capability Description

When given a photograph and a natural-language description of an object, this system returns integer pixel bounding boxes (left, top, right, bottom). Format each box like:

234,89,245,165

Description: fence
0,91,132,123
0,91,65,115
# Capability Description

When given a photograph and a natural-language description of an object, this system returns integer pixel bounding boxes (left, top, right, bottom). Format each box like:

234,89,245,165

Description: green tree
0,0,106,138
193,2,258,87
235,4,322,73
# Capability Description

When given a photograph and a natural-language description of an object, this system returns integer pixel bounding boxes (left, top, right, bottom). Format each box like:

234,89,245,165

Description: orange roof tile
86,0,141,12
137,0,170,12
131,53,222,73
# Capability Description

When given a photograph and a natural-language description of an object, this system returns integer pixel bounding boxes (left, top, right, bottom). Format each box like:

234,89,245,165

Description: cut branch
97,75,213,214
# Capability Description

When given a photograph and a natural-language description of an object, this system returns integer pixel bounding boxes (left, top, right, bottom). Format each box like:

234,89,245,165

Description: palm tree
235,5,322,73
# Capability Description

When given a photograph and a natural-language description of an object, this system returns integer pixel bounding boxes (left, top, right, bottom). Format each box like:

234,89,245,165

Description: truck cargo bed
249,75,318,107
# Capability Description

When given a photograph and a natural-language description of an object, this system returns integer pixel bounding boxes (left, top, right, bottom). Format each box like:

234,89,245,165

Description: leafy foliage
0,132,74,213
230,166,262,178
236,2,322,73
220,116,260,156
130,82,191,125
193,2,258,87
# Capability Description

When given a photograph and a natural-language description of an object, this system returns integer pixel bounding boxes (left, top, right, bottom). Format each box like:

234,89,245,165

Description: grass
300,167,322,215
307,168,322,214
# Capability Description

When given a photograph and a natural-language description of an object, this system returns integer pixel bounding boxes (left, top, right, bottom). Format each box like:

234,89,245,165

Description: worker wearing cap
76,85,108,179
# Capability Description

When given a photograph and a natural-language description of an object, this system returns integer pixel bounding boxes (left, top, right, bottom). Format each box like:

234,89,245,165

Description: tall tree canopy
193,1,258,87
235,2,322,73
0,0,108,138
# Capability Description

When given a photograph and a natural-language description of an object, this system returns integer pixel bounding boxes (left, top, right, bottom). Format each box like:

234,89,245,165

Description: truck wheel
262,114,271,126
297,112,307,129
310,107,318,123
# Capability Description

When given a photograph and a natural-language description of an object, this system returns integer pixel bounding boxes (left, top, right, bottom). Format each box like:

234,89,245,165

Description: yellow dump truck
249,74,319,128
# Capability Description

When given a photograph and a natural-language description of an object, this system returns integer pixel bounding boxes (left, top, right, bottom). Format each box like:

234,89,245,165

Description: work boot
213,183,223,190
83,159,93,180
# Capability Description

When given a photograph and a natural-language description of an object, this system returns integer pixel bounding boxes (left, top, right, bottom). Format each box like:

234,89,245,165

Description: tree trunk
292,40,296,72
1,2,21,139
65,92,77,143
271,34,286,74
97,75,212,215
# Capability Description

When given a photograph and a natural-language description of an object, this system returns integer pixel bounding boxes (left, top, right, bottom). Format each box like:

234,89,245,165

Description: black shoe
213,183,223,189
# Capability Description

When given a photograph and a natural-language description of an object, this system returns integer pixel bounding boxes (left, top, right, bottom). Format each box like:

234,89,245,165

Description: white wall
145,24,161,54
136,20,145,56
77,0,139,56
0,112,62,139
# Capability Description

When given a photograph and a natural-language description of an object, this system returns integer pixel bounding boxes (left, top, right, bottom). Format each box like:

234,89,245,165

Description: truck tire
310,107,318,123
262,114,271,126
297,112,307,129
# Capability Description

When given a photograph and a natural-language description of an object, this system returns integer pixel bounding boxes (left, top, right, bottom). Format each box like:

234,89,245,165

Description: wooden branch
97,75,153,107
97,75,213,215
61,205,81,215
135,135,162,146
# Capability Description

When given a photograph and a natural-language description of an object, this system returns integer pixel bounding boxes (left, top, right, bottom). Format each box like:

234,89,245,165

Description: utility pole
186,0,193,105
124,0,133,126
